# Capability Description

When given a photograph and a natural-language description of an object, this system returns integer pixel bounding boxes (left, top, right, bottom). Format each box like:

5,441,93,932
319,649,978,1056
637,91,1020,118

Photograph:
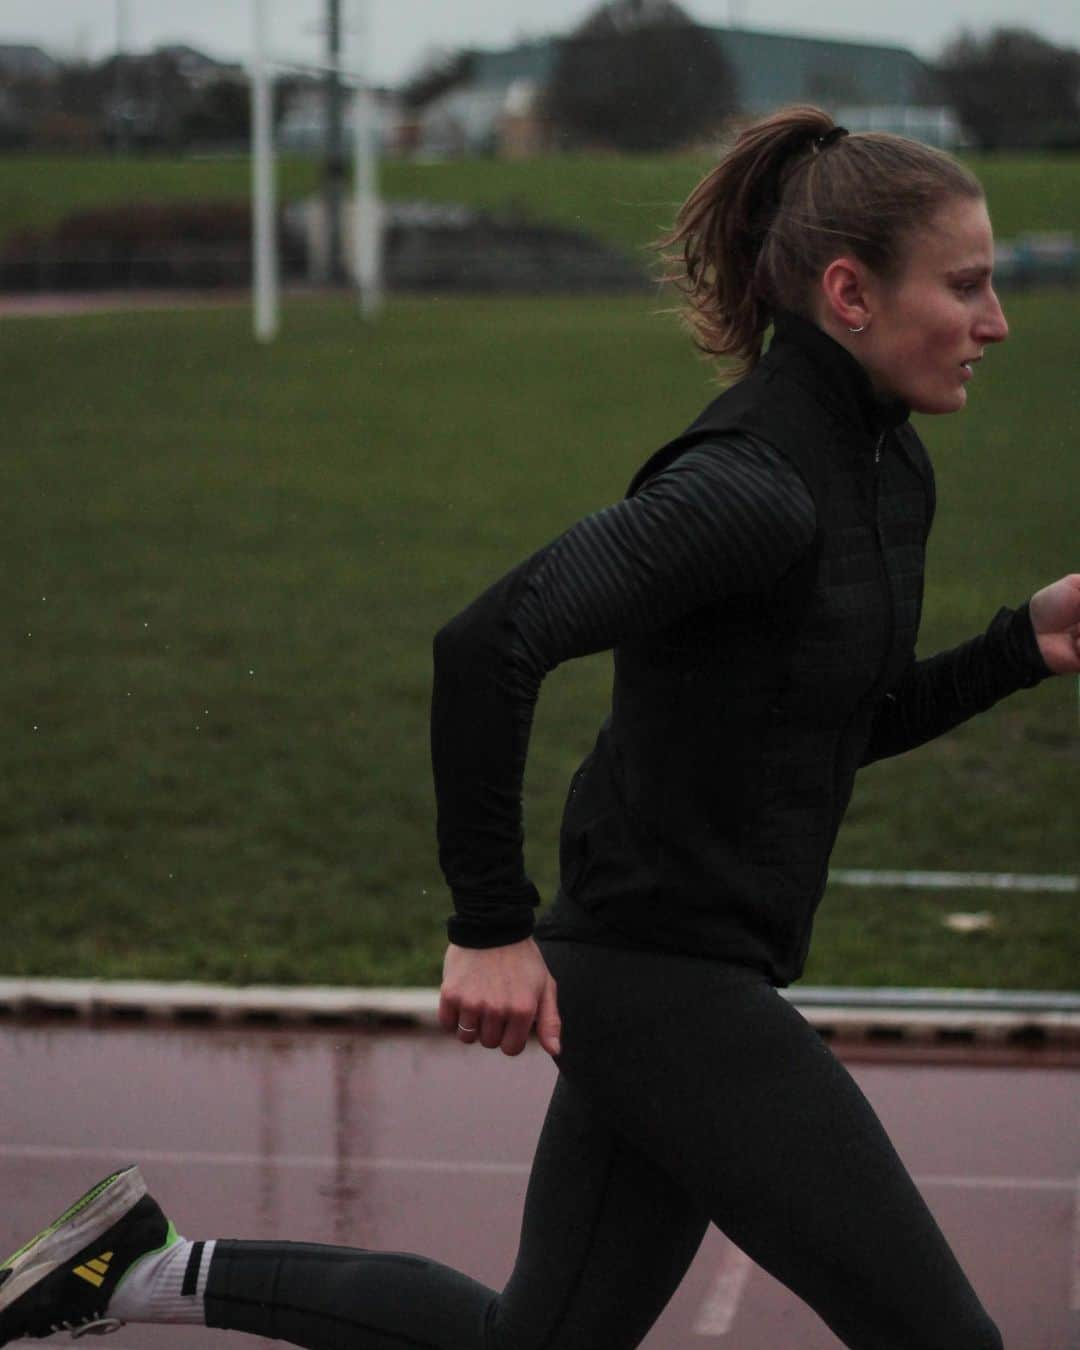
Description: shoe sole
0,1167,145,1311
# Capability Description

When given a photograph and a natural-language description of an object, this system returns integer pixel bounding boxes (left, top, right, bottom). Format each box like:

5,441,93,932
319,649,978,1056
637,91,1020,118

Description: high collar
767,309,910,439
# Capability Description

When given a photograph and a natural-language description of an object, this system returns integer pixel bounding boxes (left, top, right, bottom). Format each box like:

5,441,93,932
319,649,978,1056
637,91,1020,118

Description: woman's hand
1029,575,1080,674
438,938,561,1058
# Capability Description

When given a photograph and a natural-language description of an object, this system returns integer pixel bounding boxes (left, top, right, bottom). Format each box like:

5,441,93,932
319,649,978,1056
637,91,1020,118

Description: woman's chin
910,386,968,416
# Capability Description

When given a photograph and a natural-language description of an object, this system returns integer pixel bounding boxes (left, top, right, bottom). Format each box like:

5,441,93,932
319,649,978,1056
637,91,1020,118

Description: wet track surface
2,1022,1077,1349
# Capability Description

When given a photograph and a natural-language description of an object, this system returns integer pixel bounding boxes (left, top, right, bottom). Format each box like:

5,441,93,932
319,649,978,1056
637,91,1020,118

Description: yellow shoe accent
72,1252,113,1287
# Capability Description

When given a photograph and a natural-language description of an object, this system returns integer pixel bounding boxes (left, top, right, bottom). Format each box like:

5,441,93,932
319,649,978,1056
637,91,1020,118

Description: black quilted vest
539,310,935,985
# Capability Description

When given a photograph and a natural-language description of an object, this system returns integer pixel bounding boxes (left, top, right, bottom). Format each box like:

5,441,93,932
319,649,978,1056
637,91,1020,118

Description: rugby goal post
250,0,384,343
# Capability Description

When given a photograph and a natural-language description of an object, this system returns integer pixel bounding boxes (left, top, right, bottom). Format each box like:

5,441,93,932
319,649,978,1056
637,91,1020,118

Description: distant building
0,44,59,147
277,85,403,156
413,39,555,157
0,42,60,81
401,24,955,157
499,79,552,160
710,27,933,115
831,104,965,148
152,44,245,90
414,84,515,157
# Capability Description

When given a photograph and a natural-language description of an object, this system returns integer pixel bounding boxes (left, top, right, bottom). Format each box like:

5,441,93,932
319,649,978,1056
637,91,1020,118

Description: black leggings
204,943,1002,1349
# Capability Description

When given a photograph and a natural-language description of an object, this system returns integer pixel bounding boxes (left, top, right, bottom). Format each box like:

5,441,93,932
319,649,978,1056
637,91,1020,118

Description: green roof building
414,24,957,156
466,25,935,111
708,27,934,113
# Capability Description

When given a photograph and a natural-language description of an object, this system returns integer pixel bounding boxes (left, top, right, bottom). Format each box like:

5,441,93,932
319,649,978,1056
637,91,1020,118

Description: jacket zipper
793,429,893,971
871,432,894,686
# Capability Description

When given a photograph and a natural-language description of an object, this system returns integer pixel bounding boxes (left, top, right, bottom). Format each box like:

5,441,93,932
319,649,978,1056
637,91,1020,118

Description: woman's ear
820,258,873,333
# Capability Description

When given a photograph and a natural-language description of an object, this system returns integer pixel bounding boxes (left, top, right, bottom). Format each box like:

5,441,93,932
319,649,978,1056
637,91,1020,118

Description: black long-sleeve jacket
431,312,1050,983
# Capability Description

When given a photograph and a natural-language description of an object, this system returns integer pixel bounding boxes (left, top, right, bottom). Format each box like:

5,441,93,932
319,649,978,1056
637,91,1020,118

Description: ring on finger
457,1021,477,1033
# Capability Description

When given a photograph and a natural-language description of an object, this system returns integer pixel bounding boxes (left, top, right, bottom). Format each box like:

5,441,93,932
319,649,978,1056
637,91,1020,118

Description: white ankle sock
108,1237,216,1325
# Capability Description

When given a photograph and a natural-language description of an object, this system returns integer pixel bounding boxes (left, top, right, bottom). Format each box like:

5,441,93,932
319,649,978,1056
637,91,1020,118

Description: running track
2,1024,1077,1348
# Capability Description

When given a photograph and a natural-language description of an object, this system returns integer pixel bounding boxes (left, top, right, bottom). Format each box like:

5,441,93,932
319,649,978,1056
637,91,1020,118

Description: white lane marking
1072,1175,1080,1311
915,1174,1076,1193
693,1239,753,1337
0,1142,529,1176
830,868,1078,894
0,1145,1074,1194
687,1173,1078,1338
4,1146,1074,1336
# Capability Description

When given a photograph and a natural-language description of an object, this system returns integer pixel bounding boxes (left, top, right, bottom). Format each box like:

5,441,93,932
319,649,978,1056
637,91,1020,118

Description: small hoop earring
848,323,866,334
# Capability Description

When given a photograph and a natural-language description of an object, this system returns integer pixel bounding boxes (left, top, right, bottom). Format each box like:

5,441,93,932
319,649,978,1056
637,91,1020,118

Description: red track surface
0,287,334,320
2,1023,1077,1349
0,290,251,318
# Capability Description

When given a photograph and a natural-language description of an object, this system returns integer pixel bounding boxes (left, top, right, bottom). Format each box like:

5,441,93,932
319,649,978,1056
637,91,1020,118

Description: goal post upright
351,0,384,319
249,0,383,340
251,0,279,343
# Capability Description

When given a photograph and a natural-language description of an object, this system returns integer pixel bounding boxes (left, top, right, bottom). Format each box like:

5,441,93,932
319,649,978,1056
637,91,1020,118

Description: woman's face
854,195,1009,415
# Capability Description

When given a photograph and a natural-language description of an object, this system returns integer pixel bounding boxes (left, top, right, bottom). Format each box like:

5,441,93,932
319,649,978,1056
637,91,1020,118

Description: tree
938,28,1080,149
400,48,475,111
4,49,259,152
182,78,251,146
545,0,737,152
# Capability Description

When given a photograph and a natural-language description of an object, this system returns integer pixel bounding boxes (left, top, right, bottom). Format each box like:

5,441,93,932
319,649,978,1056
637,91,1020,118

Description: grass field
1,286,1077,990
2,151,1080,263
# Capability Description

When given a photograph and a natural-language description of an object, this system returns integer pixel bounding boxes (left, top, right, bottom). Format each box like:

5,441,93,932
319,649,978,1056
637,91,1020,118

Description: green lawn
2,151,1079,263
1,291,1077,989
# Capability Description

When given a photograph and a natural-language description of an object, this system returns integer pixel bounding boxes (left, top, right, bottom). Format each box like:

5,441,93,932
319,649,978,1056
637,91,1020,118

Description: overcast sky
3,0,1078,82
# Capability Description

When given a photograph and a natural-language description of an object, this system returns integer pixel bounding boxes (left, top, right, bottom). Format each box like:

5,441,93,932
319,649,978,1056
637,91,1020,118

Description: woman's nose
977,289,1009,344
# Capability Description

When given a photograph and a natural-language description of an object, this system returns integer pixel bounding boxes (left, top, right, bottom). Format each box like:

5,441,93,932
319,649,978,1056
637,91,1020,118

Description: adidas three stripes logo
72,1253,112,1288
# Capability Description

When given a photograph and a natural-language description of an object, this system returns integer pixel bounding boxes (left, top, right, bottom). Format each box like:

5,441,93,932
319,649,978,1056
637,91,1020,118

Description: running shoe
0,1165,175,1342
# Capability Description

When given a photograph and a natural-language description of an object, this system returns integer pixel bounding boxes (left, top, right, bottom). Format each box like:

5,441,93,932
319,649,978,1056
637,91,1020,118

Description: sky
2,0,1077,83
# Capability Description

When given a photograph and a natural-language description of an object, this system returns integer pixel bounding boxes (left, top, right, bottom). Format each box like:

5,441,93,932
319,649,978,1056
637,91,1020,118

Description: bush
0,200,303,291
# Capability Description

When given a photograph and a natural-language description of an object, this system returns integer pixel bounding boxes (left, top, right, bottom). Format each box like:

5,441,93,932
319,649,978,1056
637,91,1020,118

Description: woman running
3,106,1078,1350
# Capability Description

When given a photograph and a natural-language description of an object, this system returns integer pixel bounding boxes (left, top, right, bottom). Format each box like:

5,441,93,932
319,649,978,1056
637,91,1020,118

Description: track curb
1,978,1078,1045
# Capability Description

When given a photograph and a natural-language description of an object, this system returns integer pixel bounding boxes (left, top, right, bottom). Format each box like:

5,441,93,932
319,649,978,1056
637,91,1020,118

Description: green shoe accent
112,1220,180,1293
1,1171,130,1270
0,1166,167,1345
